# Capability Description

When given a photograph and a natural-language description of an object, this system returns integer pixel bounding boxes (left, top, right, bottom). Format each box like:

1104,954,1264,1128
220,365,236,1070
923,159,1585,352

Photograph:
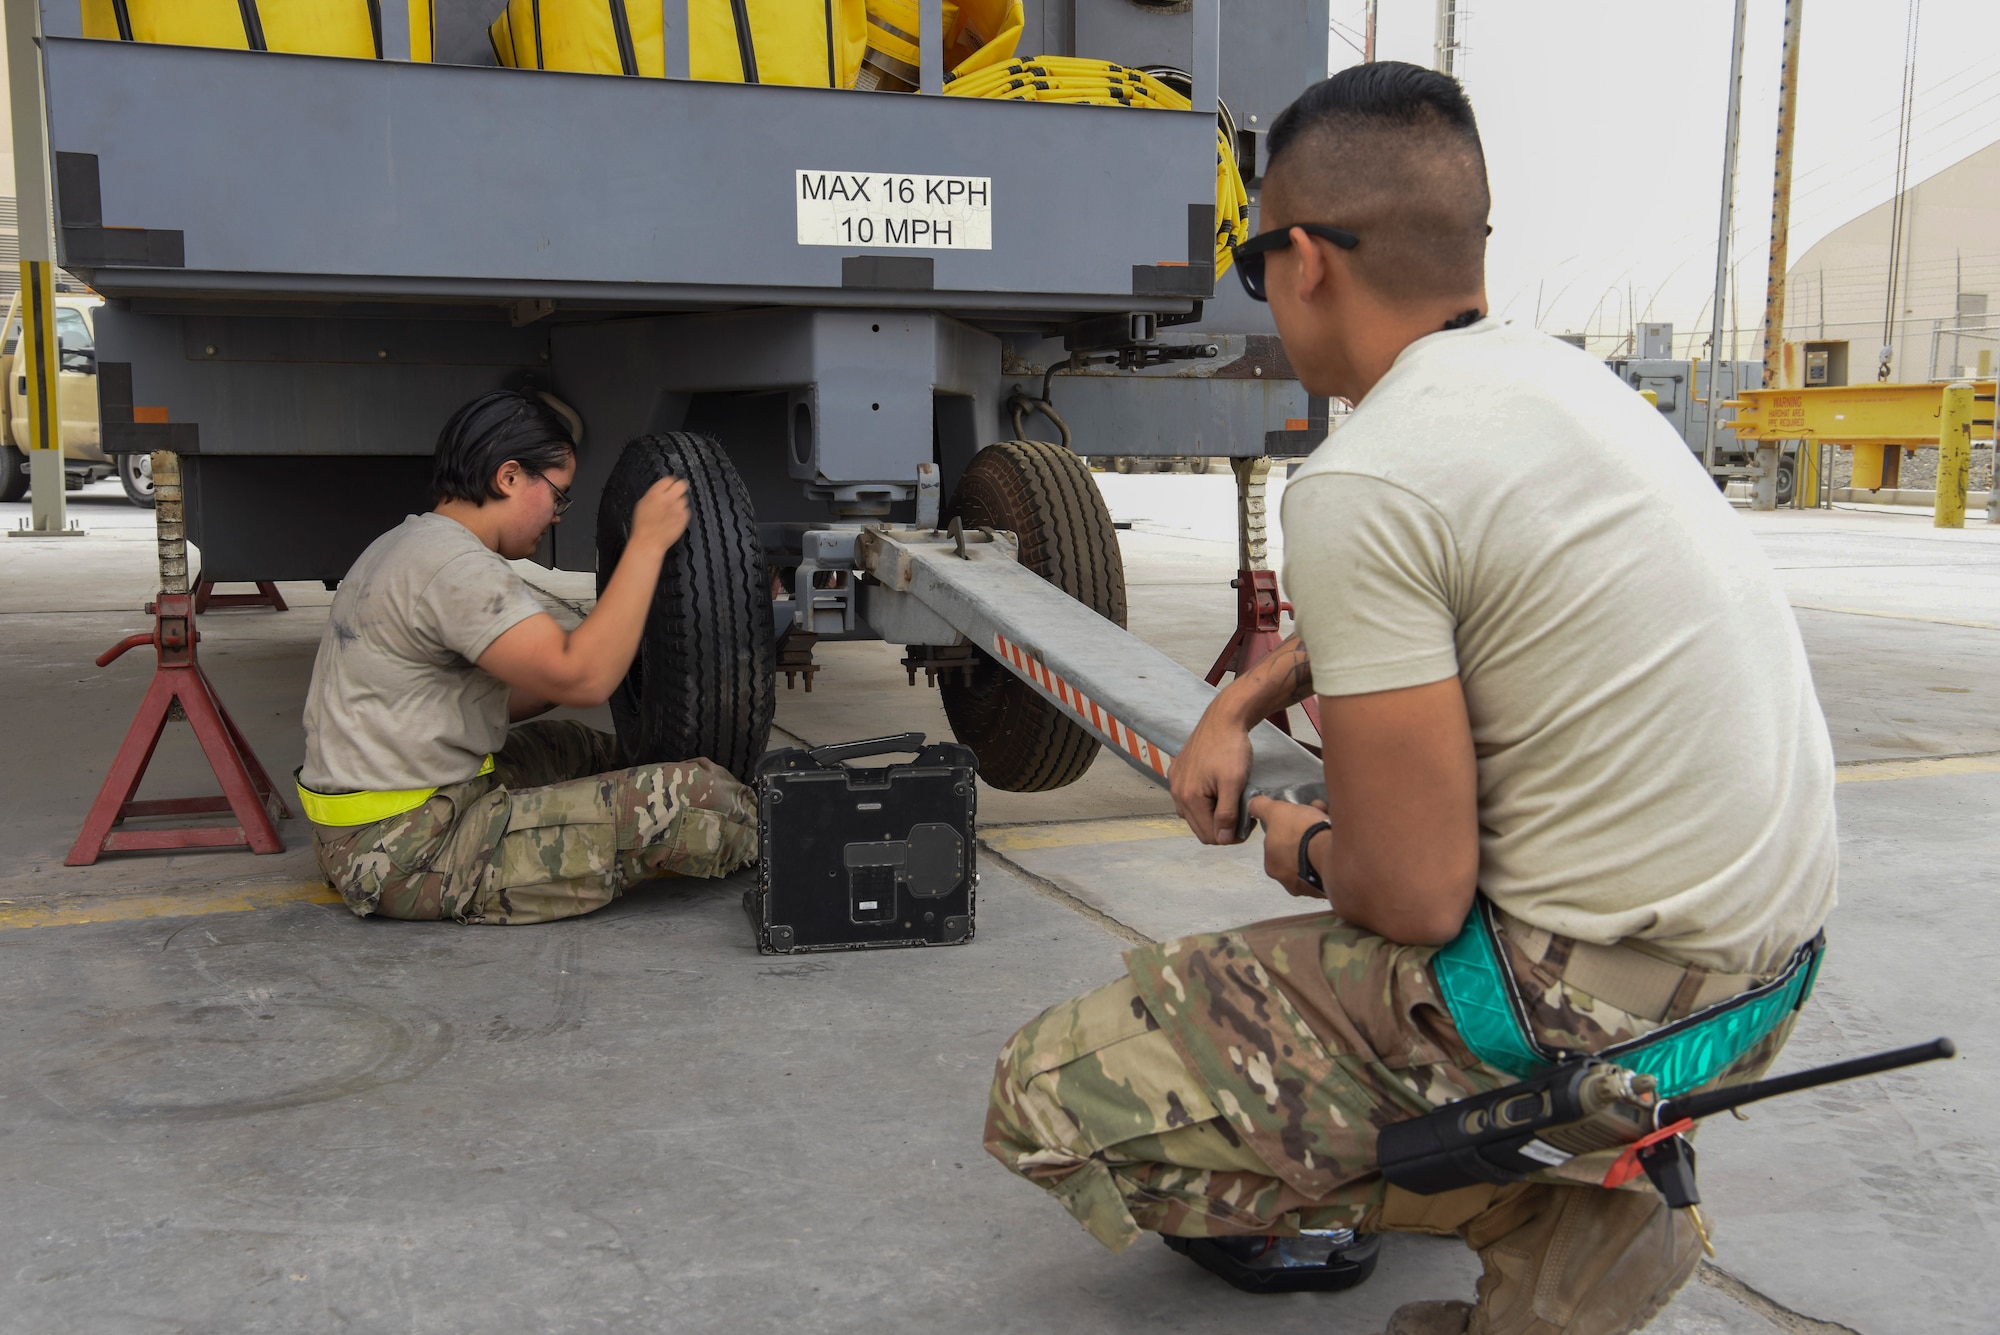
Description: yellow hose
945,57,1249,275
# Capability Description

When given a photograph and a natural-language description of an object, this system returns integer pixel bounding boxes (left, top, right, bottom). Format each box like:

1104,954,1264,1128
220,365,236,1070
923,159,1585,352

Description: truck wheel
119,453,156,508
941,439,1127,791
1776,456,1796,507
0,445,24,502
596,433,775,785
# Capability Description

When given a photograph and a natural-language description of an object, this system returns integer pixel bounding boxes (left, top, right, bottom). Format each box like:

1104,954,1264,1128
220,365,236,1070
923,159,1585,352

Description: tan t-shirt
300,513,547,794
1280,319,1836,974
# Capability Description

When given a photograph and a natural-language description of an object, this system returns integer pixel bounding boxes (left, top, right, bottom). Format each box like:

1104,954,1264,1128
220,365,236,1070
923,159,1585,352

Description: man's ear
1288,225,1352,309
1289,225,1331,305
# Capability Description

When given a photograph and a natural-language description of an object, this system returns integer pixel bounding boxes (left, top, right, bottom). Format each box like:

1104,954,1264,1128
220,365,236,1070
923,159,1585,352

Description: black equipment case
745,733,978,954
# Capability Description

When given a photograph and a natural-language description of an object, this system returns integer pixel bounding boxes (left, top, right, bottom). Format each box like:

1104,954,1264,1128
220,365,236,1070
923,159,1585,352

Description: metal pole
1761,0,1803,509
1702,0,1751,480
1364,0,1377,63
4,0,76,538
1433,0,1459,75
918,0,943,94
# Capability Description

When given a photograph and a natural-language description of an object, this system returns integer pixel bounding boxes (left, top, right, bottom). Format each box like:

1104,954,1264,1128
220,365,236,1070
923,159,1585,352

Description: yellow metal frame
1727,380,1997,448
1727,381,1997,507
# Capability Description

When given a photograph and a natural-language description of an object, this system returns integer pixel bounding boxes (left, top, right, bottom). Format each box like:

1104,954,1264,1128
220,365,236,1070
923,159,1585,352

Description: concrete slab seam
1697,1262,1865,1335
1792,602,2000,632
976,842,1156,947
1834,749,2000,783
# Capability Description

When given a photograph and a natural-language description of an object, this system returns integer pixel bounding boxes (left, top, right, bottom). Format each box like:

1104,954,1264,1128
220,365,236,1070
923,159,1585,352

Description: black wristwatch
1297,820,1332,893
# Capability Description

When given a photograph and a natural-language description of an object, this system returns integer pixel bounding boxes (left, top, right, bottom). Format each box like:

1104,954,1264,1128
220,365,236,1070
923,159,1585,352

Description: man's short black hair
1263,61,1490,301
430,389,576,506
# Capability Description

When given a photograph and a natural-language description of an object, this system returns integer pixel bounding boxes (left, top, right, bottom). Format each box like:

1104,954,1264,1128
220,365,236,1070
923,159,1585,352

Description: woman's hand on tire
630,477,691,553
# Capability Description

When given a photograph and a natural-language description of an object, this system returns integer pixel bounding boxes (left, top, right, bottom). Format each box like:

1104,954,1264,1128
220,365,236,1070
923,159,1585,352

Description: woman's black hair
430,389,576,506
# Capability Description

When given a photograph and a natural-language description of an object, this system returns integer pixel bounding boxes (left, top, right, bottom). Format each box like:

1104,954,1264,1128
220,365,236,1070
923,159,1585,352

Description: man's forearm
1216,634,1315,724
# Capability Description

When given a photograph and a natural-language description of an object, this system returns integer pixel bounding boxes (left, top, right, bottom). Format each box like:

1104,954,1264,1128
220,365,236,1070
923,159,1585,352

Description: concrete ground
0,476,1993,1334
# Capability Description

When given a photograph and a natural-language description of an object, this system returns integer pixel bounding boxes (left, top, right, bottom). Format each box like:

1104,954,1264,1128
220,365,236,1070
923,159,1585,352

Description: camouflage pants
984,910,1794,1254
311,719,759,925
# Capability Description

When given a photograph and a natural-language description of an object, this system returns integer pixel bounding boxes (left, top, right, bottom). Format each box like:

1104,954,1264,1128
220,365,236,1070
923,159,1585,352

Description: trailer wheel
119,452,156,508
0,444,24,502
941,439,1127,791
597,433,775,785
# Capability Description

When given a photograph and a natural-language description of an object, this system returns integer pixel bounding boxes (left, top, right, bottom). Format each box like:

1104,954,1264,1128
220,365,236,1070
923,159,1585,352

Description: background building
1783,139,1999,386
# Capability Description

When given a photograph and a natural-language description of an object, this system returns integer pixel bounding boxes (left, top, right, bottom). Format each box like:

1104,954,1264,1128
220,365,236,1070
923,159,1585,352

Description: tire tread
596,433,774,783
941,440,1125,791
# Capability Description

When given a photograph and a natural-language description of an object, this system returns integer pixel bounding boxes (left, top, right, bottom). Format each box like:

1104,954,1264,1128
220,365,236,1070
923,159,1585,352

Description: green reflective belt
294,754,495,828
1430,898,1824,1099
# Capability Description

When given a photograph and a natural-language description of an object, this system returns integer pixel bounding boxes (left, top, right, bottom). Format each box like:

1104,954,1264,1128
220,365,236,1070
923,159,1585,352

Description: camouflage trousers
311,719,759,925
984,909,1794,1254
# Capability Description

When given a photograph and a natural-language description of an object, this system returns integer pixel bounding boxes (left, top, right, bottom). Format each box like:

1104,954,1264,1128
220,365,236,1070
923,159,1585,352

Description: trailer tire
0,444,26,502
597,433,775,785
941,439,1127,791
119,452,156,508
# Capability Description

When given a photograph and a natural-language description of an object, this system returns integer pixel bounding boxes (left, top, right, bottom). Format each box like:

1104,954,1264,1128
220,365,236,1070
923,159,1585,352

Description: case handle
808,732,928,766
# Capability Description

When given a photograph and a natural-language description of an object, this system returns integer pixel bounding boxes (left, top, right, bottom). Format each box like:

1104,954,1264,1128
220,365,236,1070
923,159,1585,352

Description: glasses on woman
531,472,574,516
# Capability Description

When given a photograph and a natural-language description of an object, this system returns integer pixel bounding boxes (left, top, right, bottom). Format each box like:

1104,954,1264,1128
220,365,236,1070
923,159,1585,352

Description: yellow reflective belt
296,754,495,827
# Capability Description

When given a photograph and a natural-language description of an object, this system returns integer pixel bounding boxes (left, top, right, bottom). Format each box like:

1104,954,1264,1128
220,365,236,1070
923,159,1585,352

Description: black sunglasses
1230,223,1360,302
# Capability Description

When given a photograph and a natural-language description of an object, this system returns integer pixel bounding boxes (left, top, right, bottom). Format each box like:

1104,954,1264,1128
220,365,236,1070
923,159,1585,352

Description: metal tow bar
855,525,1325,824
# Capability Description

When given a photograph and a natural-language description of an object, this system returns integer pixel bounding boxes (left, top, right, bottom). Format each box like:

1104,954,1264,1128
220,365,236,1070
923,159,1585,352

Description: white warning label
796,170,993,250
1516,1139,1574,1167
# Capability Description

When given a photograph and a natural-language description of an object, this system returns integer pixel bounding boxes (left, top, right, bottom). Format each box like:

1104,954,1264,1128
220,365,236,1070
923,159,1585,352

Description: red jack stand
67,455,292,866
1204,458,1322,743
193,573,288,614
1204,569,1322,740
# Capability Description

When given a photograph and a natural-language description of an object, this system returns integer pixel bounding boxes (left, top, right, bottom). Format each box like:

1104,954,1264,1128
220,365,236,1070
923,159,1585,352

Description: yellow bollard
1799,440,1820,507
1935,381,1974,529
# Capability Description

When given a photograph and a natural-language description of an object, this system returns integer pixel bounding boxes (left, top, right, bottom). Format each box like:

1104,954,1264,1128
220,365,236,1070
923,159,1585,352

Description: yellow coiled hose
944,56,1250,276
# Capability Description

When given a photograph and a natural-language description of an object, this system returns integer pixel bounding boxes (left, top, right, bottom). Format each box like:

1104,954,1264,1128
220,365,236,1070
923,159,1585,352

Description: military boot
1458,1184,1701,1334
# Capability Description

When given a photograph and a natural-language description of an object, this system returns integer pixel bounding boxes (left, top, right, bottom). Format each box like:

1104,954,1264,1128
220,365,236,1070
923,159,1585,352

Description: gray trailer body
24,0,1342,825
38,0,1330,584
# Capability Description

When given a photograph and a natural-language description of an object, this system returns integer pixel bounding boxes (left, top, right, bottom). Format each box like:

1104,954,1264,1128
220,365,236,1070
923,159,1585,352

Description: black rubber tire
1776,456,1796,507
0,445,25,502
119,452,156,508
941,439,1127,791
596,433,775,784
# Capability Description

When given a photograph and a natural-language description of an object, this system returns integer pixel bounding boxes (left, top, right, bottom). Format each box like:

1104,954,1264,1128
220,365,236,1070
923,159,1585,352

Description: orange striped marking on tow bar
993,633,1173,777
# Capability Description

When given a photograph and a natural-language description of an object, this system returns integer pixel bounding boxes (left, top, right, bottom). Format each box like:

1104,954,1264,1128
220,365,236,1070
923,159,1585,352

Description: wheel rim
124,453,153,495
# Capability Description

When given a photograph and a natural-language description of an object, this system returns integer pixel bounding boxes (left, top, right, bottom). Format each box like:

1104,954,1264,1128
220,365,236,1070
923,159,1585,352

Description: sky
1328,0,2000,349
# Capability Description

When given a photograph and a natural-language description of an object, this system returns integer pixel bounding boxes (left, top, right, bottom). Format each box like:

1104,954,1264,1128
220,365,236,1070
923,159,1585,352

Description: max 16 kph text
796,171,994,251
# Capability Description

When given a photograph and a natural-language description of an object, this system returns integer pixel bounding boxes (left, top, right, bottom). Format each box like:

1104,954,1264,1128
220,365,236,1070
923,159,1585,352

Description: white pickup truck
0,290,152,507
